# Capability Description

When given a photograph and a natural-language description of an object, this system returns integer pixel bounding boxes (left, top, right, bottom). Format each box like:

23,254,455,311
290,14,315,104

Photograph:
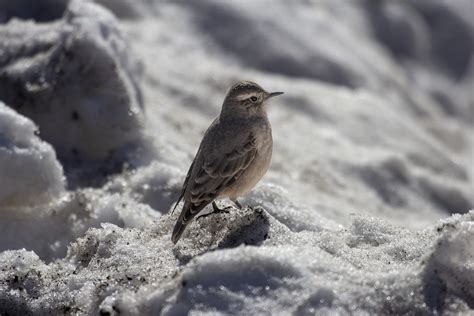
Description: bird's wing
171,159,195,214
181,132,258,222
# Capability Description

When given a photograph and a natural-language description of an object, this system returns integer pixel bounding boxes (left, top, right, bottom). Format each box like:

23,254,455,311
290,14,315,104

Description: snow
0,102,64,208
0,0,473,314
0,210,472,314
0,0,146,168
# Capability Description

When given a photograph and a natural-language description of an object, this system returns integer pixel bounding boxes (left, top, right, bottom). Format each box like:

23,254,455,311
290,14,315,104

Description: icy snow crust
0,211,473,315
0,0,473,314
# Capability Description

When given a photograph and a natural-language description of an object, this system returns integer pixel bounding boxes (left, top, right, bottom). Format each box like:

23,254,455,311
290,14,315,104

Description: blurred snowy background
0,0,473,314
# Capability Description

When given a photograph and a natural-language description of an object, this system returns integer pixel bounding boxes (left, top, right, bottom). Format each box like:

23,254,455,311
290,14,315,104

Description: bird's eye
250,96,258,102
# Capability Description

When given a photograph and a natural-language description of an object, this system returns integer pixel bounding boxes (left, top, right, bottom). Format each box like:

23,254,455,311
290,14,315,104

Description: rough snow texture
0,0,473,315
0,210,472,315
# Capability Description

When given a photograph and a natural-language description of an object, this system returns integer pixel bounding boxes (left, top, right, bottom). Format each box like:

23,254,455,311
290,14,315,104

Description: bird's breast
221,127,273,200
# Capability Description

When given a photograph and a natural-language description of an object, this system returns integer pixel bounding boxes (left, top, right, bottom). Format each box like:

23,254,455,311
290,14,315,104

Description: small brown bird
171,81,283,243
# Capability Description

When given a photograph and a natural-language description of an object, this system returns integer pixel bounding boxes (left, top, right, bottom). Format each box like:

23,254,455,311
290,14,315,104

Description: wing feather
189,133,258,205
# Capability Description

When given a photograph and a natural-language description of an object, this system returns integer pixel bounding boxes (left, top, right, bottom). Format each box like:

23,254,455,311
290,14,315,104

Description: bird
171,81,283,244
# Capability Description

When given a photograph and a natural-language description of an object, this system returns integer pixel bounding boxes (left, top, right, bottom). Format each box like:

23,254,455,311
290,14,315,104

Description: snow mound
0,209,471,315
0,102,64,208
0,0,145,165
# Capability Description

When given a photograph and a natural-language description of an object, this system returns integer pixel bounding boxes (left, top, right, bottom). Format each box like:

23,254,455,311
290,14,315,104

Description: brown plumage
171,81,283,243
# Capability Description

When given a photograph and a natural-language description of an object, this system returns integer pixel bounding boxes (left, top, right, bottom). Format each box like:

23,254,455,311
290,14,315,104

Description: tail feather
171,201,211,244
171,220,187,244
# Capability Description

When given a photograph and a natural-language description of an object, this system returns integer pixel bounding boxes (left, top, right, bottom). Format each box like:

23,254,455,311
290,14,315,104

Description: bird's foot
197,202,231,220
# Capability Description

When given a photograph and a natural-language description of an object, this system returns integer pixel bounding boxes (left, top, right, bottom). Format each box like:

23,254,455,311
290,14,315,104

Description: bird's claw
197,202,231,220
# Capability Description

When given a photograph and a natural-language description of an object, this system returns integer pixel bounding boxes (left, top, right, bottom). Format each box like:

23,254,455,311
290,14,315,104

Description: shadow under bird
171,81,283,243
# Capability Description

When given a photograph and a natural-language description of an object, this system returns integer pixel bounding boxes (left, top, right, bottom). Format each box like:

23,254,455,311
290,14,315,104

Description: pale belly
220,134,272,200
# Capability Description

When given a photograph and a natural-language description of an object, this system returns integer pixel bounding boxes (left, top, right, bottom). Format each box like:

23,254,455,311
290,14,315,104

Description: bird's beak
267,91,284,99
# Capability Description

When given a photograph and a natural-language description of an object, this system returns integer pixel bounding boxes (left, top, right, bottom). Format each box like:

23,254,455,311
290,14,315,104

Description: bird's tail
171,220,187,244
171,201,210,244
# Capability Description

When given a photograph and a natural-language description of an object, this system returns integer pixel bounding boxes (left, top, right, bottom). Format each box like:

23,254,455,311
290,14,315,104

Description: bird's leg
199,201,230,219
232,199,243,209
197,201,230,220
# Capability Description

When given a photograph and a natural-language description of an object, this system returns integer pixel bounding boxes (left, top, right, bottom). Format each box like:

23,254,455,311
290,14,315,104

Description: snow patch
0,102,64,208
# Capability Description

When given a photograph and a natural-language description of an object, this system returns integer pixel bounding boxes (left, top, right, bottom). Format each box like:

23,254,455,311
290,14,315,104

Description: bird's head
221,81,283,117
